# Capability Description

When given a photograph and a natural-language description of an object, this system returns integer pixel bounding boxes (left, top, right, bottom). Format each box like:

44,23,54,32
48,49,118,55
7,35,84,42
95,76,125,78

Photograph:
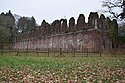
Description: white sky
0,0,103,25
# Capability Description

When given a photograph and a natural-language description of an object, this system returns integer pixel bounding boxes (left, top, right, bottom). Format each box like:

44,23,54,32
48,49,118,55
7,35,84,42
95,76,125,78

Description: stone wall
14,12,113,52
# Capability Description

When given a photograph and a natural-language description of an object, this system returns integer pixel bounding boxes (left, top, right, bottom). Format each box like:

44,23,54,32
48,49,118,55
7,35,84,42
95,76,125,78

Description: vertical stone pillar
77,14,85,31
99,14,106,31
88,12,99,29
61,19,68,33
69,17,75,32
51,20,61,34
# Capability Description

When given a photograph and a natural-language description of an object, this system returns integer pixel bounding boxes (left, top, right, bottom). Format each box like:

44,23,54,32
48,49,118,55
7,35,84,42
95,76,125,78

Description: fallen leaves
0,56,125,82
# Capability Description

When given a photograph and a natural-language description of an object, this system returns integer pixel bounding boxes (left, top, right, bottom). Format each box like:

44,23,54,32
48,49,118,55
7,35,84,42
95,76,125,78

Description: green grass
0,54,125,82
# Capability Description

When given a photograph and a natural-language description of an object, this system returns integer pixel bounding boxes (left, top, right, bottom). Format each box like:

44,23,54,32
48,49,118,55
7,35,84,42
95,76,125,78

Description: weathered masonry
14,12,113,52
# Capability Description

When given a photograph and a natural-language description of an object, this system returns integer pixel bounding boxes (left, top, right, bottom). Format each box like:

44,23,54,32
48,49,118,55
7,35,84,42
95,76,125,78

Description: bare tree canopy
102,0,125,20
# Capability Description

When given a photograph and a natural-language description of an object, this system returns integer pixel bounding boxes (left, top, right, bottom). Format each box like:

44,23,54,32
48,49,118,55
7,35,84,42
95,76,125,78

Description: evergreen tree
17,16,36,32
107,18,118,48
0,10,15,44
0,26,10,49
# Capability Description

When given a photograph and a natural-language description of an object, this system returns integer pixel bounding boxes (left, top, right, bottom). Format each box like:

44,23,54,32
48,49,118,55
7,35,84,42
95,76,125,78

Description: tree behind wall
107,18,118,48
102,0,125,48
0,26,10,49
102,0,125,20
0,10,15,45
17,16,36,33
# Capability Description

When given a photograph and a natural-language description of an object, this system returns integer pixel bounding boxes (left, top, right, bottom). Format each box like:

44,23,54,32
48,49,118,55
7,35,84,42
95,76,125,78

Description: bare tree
102,0,125,20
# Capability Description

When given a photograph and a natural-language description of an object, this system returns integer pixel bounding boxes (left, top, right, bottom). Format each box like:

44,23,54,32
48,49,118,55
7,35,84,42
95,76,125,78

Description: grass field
0,54,125,83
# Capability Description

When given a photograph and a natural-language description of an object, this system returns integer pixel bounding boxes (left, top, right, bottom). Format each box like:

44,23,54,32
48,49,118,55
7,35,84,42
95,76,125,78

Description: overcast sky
0,0,103,25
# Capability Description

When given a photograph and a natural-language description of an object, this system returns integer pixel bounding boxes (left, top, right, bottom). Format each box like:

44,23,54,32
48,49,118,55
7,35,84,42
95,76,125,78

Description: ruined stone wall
14,12,113,52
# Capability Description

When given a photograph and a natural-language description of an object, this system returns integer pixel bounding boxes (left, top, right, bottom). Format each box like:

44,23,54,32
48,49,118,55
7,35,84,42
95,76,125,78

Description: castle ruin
14,12,113,52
